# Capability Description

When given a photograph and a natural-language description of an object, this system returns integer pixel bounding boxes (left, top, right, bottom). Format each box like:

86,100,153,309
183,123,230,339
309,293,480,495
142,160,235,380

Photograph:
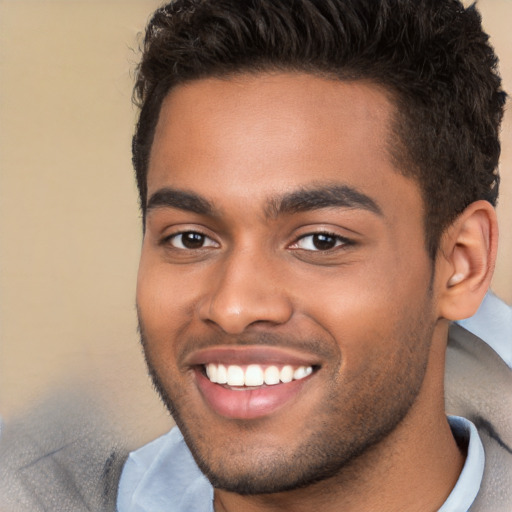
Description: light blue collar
439,416,485,512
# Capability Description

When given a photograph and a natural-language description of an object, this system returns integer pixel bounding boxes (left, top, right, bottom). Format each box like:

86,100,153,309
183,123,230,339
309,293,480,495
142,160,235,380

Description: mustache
137,316,338,367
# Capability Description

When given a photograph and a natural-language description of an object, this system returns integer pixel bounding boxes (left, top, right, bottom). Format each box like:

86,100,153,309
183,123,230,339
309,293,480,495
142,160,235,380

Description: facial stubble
138,302,434,496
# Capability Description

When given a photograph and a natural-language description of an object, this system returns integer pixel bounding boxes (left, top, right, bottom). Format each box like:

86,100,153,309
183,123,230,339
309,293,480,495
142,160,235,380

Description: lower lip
195,369,311,419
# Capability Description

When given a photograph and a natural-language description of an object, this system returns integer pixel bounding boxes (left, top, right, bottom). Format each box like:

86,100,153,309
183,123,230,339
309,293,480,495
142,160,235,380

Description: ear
437,200,498,321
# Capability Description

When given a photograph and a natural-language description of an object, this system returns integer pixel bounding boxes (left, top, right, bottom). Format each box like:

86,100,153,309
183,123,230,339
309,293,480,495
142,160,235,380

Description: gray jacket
446,324,512,511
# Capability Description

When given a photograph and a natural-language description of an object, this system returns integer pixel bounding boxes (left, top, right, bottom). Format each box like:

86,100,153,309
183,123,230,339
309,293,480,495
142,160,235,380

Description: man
117,0,511,510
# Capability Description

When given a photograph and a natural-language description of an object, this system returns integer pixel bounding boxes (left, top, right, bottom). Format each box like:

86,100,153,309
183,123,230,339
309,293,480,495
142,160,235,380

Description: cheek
136,252,194,344
293,251,431,371
136,257,196,389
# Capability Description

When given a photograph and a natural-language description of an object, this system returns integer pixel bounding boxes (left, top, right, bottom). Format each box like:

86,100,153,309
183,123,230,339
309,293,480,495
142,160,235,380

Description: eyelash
161,230,353,252
161,231,219,250
290,232,353,252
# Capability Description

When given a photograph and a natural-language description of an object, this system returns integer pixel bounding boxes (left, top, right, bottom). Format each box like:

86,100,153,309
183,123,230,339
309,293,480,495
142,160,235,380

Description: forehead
148,72,418,216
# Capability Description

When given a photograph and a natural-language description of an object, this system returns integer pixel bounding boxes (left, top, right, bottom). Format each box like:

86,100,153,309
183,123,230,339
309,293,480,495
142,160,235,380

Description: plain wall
0,0,511,447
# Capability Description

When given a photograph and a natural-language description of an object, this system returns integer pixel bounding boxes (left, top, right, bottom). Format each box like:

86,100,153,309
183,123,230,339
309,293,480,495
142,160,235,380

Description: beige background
0,0,511,448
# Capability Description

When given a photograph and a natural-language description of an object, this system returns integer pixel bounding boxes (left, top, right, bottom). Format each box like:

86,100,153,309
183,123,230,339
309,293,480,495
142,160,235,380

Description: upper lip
184,345,323,368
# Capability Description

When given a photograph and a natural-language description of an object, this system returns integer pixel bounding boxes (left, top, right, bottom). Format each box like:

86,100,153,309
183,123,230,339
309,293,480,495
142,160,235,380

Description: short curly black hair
133,0,506,257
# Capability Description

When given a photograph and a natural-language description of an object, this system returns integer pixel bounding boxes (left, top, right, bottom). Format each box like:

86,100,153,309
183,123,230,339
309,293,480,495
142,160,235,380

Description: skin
136,72,492,511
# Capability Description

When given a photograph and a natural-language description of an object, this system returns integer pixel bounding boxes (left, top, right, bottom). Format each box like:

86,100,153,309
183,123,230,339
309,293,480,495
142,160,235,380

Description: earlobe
438,200,498,321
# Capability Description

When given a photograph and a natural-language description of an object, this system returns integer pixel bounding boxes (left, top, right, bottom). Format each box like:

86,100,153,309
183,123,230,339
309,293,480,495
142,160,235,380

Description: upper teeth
205,363,313,387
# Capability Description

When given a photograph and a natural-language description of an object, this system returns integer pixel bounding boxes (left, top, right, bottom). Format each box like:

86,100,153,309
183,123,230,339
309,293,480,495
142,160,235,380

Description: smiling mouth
204,363,316,388
195,362,319,419
187,346,323,418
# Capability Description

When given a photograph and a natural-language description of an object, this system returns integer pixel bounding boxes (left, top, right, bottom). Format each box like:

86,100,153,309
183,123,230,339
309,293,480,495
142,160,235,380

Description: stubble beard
139,311,434,496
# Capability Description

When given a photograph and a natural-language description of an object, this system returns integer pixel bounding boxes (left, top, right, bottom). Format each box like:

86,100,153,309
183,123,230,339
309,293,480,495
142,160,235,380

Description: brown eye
292,232,348,251
168,231,218,250
311,233,337,250
182,232,205,249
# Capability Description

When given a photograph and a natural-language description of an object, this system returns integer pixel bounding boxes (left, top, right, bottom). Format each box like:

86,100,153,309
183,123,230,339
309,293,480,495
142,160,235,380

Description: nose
198,250,293,334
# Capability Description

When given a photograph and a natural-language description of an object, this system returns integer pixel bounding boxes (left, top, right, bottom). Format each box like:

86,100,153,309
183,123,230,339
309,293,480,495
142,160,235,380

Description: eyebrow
146,188,216,216
145,183,382,219
266,184,383,218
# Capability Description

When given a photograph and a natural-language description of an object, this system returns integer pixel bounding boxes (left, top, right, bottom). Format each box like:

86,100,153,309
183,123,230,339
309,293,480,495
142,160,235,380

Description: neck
214,323,465,512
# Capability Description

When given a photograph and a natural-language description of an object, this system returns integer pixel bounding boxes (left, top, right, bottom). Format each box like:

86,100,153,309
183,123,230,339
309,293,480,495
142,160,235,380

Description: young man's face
137,73,440,493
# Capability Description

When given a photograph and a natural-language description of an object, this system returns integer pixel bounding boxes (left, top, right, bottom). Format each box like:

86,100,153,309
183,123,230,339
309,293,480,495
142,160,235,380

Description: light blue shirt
118,427,213,512
117,416,484,512
456,291,512,369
